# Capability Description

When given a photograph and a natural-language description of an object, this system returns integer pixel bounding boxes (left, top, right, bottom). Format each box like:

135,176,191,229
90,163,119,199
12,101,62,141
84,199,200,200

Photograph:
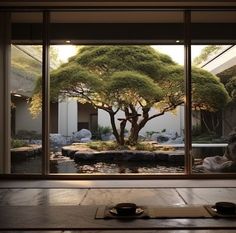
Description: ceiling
10,11,236,23
1,0,236,8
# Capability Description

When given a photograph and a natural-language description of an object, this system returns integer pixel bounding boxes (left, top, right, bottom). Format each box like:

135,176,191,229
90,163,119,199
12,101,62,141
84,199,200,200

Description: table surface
1,186,236,231
1,205,236,230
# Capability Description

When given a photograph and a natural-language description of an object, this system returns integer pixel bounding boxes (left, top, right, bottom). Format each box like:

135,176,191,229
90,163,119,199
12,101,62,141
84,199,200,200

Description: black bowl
115,203,137,216
214,202,236,215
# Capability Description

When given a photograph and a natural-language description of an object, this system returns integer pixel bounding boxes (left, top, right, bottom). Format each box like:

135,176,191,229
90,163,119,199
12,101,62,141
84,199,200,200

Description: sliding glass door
10,12,43,174
191,11,236,174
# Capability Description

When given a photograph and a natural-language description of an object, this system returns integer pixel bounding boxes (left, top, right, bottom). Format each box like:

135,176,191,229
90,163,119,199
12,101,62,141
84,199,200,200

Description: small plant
93,125,112,140
11,139,27,148
192,132,222,143
15,130,41,140
87,141,118,151
87,140,162,152
101,126,112,134
192,124,202,136
135,142,156,151
145,131,158,139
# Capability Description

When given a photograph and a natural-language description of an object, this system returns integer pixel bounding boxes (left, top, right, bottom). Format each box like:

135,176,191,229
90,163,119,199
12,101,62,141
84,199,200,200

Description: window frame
0,7,236,179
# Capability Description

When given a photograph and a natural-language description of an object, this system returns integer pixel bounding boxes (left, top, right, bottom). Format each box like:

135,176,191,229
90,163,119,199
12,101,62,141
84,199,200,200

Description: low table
1,206,236,230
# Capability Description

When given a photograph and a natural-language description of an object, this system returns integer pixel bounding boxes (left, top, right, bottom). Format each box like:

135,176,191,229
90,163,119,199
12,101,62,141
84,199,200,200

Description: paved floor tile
80,188,185,206
0,189,88,206
177,188,236,205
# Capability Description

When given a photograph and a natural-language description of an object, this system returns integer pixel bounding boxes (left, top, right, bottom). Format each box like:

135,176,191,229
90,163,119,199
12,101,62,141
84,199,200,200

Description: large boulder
151,131,179,143
197,156,236,172
80,137,92,143
72,129,92,142
50,134,69,147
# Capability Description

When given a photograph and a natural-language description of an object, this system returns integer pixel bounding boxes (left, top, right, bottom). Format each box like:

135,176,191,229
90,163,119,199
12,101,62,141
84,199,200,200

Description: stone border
62,146,185,165
11,145,42,161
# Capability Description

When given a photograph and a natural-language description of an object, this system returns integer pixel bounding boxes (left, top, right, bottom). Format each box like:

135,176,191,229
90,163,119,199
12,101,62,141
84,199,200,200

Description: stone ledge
70,150,185,165
11,145,42,161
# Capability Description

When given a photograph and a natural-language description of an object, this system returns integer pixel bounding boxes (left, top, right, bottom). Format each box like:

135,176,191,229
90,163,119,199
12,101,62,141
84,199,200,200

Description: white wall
201,45,236,75
98,106,184,136
58,98,78,136
15,98,42,134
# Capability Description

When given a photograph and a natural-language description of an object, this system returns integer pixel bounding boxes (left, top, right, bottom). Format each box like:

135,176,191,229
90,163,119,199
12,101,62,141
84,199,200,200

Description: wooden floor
1,181,236,232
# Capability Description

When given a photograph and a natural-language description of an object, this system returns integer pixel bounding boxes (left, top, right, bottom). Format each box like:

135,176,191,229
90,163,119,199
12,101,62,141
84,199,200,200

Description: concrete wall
78,102,97,122
14,98,42,134
58,98,78,136
98,106,184,136
201,46,236,75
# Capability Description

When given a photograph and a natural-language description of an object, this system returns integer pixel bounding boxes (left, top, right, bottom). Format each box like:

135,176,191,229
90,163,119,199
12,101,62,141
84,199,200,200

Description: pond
11,153,198,174
51,159,185,174
11,153,204,174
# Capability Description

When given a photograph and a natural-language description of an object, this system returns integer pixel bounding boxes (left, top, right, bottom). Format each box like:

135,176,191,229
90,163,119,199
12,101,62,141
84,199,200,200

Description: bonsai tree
30,46,230,145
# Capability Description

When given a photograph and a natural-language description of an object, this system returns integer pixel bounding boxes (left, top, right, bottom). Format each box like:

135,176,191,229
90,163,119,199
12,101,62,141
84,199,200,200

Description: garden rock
168,153,185,165
157,135,170,143
197,156,236,172
151,131,183,144
50,134,68,147
73,129,92,142
101,133,115,141
80,137,92,143
30,140,42,145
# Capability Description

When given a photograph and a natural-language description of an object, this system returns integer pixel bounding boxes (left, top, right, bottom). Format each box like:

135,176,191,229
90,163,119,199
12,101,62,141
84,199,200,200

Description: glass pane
48,11,185,175
191,11,236,174
10,13,43,174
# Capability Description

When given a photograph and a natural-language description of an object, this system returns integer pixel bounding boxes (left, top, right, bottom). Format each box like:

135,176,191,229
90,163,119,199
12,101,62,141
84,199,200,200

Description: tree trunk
109,112,120,144
127,107,150,145
128,124,140,146
119,120,127,146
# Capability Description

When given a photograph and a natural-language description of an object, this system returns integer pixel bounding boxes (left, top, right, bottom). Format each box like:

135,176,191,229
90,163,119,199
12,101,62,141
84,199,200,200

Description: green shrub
135,142,156,151
92,125,112,140
87,141,118,151
192,132,223,143
11,139,27,148
15,130,41,140
145,131,158,139
192,124,202,136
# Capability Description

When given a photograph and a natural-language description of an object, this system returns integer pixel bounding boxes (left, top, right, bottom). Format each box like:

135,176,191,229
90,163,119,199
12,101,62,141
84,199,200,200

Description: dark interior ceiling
1,0,236,8
10,11,236,23
7,6,236,45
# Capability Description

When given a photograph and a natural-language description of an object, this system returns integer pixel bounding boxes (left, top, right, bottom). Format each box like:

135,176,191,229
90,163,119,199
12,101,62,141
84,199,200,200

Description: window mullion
184,10,192,175
42,11,50,175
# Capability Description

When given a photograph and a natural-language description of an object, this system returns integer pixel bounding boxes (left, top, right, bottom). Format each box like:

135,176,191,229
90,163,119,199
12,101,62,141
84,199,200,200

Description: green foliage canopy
225,76,236,102
30,45,230,145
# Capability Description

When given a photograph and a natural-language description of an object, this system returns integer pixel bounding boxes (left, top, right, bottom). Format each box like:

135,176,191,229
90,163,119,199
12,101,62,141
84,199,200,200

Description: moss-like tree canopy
30,45,230,145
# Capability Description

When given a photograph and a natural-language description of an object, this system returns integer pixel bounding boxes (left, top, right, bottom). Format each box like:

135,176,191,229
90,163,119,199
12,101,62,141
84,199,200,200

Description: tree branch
148,101,184,121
